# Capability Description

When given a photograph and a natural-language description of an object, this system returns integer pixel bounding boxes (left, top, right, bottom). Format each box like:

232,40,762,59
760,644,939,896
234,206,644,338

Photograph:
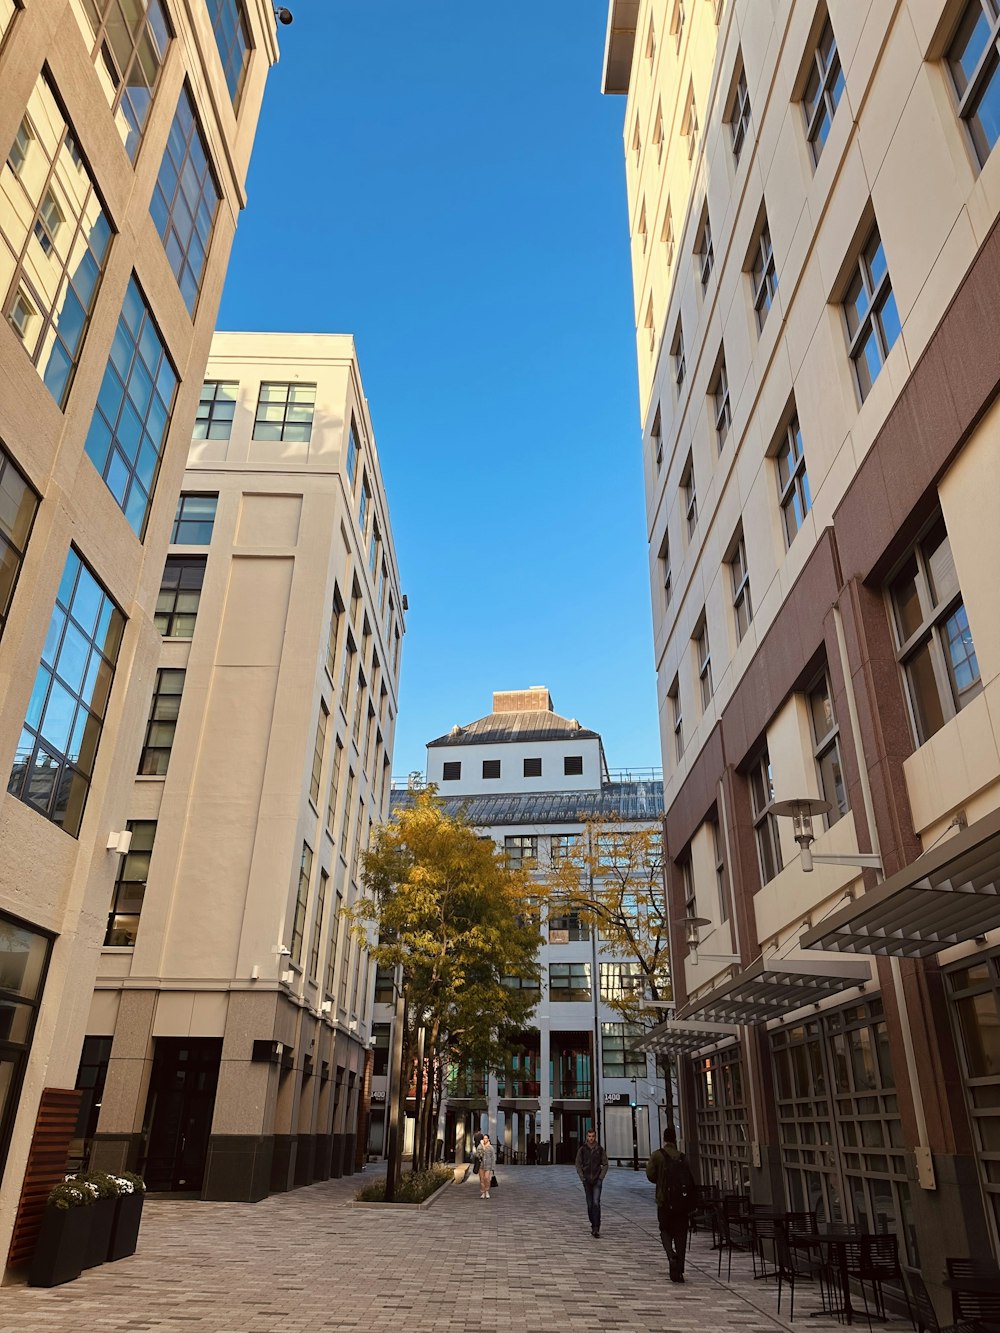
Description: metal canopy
801,807,1000,959
677,957,872,1024
601,0,639,95
632,1018,741,1055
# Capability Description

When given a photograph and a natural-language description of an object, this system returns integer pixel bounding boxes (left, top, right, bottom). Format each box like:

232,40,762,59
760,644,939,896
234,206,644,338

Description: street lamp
630,1076,639,1172
771,798,883,873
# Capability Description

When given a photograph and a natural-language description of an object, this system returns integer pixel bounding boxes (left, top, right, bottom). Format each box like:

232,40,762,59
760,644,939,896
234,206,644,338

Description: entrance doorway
142,1038,221,1192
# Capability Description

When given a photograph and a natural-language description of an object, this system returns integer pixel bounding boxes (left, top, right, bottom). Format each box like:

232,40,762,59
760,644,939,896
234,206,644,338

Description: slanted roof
390,780,664,826
427,710,601,749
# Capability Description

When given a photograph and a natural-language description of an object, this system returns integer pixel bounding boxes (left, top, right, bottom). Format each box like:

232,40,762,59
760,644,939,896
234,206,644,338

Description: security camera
275,6,293,23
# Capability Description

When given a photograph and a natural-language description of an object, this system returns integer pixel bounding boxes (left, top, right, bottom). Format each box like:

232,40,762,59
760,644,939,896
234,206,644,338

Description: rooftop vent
450,724,462,736
492,686,554,714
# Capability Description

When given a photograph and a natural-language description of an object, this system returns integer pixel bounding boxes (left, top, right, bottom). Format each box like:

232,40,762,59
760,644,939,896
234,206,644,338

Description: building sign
604,1091,630,1106
370,1090,386,1102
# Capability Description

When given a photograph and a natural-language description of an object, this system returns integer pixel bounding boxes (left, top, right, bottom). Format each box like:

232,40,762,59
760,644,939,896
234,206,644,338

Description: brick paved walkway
1,1167,914,1332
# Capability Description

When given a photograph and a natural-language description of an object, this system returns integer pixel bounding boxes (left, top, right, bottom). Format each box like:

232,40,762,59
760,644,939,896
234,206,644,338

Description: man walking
646,1127,696,1282
575,1127,609,1238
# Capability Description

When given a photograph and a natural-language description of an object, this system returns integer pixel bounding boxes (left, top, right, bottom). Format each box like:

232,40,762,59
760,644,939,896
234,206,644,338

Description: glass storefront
948,955,1000,1248
694,1044,750,1190
0,911,54,1179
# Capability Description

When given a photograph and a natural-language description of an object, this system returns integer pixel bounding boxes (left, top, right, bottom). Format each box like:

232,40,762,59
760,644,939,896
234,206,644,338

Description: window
442,760,461,781
776,415,811,545
523,757,542,777
194,381,238,440
680,856,697,919
711,354,731,449
653,102,664,161
8,548,125,836
369,520,380,575
888,514,981,743
662,205,675,269
378,559,387,612
949,1,1000,166
372,1022,390,1076
550,961,591,1002
84,276,178,536
564,755,583,776
729,530,752,641
346,419,360,488
637,200,648,253
729,62,752,163
309,703,328,806
308,868,327,981
339,635,355,713
0,445,39,641
548,902,588,943
803,15,844,163
651,404,663,470
171,493,217,543
645,15,656,64
644,295,655,355
750,747,783,884
669,673,683,762
809,672,847,822
671,0,686,51
289,842,312,966
682,84,698,159
138,667,184,775
711,818,729,921
149,86,220,314
72,0,171,159
155,556,205,637
601,962,646,1003
602,1023,646,1078
252,381,316,442
326,737,343,838
373,965,394,1005
550,834,579,862
750,217,778,331
478,758,499,779
207,0,251,105
697,206,714,286
632,117,642,167
659,531,672,608
104,820,155,946
681,451,697,538
0,912,54,1175
671,320,686,389
505,835,538,870
843,226,900,401
1,77,113,408
327,891,344,996
325,585,345,680
359,474,371,537
695,616,713,709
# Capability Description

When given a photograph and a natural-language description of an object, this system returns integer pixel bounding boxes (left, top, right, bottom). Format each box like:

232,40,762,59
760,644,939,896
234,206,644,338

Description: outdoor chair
714,1203,741,1282
775,1225,799,1321
849,1233,910,1326
907,1269,988,1333
945,1256,1000,1321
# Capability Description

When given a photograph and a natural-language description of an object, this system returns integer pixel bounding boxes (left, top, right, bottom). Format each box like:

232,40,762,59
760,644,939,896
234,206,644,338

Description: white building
373,687,668,1166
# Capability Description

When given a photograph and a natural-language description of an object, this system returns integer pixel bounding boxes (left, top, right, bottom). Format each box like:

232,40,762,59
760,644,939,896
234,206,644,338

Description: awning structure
677,957,872,1024
801,808,1000,958
601,0,639,94
632,1018,741,1055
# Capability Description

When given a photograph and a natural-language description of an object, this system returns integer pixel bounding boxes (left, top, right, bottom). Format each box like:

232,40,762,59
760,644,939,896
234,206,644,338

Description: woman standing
478,1133,496,1199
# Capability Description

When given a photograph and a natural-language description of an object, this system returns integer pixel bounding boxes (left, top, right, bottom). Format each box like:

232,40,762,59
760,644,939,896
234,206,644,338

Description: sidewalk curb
350,1178,454,1212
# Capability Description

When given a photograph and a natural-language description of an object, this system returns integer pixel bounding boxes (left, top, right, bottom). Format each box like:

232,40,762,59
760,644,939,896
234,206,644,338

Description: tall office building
376,687,667,1167
0,0,278,1272
76,332,404,1202
604,0,1000,1280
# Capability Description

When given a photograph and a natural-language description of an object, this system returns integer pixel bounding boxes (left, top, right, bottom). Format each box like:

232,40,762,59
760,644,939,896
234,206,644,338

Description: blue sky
218,1,661,778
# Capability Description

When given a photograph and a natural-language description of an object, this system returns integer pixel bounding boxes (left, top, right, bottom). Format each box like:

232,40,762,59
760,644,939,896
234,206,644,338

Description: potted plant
76,1171,121,1268
107,1170,146,1261
28,1179,97,1287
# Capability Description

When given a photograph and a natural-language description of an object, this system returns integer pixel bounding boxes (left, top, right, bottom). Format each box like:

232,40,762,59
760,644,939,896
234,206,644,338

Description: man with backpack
646,1126,697,1282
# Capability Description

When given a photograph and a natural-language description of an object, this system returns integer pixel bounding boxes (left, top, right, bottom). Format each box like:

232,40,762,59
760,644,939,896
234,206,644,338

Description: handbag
472,1155,482,1173
490,1171,498,1188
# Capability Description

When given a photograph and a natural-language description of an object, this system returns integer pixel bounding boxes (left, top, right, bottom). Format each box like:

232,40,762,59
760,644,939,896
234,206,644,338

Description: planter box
108,1192,144,1261
28,1206,90,1287
83,1196,116,1268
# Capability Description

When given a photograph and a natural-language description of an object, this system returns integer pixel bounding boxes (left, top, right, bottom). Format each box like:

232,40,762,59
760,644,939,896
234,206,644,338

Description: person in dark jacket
574,1128,609,1237
646,1127,697,1282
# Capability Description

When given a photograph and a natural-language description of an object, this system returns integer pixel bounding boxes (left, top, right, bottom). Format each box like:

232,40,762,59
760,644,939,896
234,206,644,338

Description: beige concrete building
76,333,403,1202
0,0,278,1272
604,0,1000,1287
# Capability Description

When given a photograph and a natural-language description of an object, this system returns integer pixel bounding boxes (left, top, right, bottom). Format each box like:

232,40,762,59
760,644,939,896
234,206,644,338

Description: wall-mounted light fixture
772,798,882,874
106,830,132,855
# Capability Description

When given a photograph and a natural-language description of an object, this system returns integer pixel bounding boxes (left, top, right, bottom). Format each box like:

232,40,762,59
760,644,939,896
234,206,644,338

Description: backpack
657,1152,695,1213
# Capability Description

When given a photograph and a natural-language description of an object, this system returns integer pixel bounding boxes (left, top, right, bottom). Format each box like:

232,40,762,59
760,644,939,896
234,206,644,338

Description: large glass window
252,381,316,443
149,85,220,314
548,902,589,943
694,1046,750,1191
888,514,981,744
948,0,1000,167
138,667,184,775
206,0,251,106
70,0,171,159
505,835,538,870
0,445,39,641
809,672,847,822
289,841,311,966
948,957,1000,1244
309,702,327,806
8,549,125,836
777,414,811,546
750,746,782,884
602,1022,647,1078
844,226,900,402
84,276,177,536
171,493,217,544
751,217,777,331
308,867,327,981
155,556,205,638
729,61,751,163
549,961,591,1002
346,419,360,488
1,76,113,407
802,15,844,163
194,380,237,440
730,530,752,642
600,962,646,1003
104,819,155,945
0,912,54,1177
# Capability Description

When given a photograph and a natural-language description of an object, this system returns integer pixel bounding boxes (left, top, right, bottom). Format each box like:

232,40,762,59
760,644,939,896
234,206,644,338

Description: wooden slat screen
7,1088,82,1270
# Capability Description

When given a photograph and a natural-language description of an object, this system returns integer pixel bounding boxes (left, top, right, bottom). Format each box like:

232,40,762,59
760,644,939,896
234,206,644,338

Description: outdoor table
788,1230,867,1324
